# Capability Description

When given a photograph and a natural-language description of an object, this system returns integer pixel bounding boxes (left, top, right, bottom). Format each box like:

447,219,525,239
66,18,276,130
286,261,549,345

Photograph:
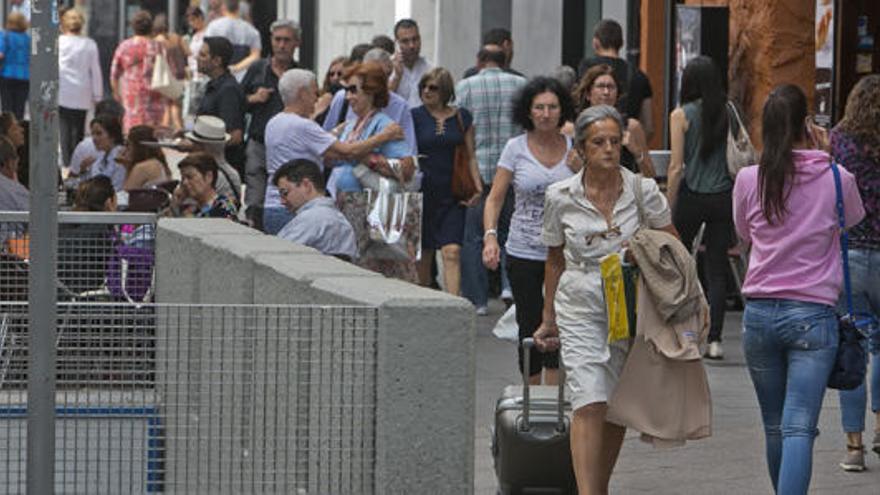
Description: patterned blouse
831,130,880,250
110,37,166,132
196,194,238,220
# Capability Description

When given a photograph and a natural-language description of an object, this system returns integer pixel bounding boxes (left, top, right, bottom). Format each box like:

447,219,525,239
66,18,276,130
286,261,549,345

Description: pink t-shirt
732,149,865,306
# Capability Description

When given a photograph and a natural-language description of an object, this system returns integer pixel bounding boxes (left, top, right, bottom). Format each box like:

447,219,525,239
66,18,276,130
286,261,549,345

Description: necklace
427,106,453,135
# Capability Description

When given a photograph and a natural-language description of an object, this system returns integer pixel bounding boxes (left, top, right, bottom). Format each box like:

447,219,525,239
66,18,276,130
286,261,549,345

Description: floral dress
111,37,166,132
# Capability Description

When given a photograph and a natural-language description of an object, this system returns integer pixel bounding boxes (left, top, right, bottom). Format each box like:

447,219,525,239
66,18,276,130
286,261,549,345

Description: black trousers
0,77,28,121
59,107,87,167
507,254,559,376
673,183,734,343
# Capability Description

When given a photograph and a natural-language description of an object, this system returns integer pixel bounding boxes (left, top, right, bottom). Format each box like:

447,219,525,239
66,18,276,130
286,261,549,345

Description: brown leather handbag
451,110,479,201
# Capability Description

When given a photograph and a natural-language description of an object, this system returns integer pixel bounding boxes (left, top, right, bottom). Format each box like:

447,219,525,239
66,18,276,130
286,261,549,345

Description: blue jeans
461,187,512,307
263,207,294,235
838,248,880,433
743,299,838,495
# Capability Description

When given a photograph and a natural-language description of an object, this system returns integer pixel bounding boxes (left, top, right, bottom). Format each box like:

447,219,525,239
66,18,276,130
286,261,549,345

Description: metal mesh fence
0,212,157,304
0,303,379,494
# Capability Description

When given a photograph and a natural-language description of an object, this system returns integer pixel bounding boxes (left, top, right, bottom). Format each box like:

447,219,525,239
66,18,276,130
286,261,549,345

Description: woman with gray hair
535,104,676,493
261,68,403,234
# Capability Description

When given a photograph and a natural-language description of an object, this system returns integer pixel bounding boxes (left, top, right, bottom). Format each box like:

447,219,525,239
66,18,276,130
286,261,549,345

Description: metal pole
27,1,59,494
168,0,179,33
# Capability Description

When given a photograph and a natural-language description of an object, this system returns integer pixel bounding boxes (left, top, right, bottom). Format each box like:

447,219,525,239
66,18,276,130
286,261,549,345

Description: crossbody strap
630,172,646,227
830,161,854,316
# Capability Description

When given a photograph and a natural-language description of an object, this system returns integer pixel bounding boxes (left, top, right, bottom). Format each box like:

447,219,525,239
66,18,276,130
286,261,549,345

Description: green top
682,100,732,193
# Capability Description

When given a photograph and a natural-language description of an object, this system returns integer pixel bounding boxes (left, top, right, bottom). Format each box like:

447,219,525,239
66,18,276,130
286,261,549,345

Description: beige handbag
150,48,184,100
726,101,757,178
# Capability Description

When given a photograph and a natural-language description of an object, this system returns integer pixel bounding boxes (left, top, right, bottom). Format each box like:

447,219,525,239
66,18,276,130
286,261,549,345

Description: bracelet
483,229,498,239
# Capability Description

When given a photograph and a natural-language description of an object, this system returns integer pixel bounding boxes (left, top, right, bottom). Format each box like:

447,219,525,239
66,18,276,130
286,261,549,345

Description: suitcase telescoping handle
521,338,566,433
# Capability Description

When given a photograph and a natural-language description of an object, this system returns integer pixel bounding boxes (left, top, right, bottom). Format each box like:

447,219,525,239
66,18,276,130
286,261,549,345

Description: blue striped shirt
454,67,526,184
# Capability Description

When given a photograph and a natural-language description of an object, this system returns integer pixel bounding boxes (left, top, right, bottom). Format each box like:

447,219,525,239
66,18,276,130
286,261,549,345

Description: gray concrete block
159,217,260,238
311,275,471,308
253,253,380,306
314,277,475,494
156,225,201,303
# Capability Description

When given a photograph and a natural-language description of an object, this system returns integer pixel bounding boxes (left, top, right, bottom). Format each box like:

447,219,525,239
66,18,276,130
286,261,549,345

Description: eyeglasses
593,83,617,91
422,84,440,93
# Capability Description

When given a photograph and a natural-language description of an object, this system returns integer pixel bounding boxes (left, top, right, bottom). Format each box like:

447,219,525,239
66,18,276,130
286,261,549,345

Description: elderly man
203,0,261,81
455,45,526,315
274,159,357,260
241,19,301,229
184,115,243,207
321,47,417,155
197,36,247,174
388,18,432,108
262,68,403,234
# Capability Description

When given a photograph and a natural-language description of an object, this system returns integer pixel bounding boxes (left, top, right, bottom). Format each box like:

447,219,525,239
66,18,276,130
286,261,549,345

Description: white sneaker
475,305,489,316
705,341,724,360
500,289,513,300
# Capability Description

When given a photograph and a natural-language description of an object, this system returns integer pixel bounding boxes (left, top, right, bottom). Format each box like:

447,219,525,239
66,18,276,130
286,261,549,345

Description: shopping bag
365,178,421,261
600,253,638,343
492,304,519,343
339,182,422,262
150,50,184,100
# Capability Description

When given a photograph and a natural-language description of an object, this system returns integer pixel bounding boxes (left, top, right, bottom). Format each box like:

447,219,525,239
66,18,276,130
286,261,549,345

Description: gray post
168,0,179,33
27,1,59,494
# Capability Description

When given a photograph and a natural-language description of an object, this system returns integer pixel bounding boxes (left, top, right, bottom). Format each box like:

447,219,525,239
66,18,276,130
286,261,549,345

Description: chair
126,189,172,213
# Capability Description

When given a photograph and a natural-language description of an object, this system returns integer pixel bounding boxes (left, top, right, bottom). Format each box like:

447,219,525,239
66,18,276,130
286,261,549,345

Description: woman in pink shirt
733,84,865,494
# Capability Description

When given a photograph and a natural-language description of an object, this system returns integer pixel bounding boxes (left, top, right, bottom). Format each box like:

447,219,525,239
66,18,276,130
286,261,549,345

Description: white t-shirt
263,112,336,209
204,16,261,81
497,133,574,261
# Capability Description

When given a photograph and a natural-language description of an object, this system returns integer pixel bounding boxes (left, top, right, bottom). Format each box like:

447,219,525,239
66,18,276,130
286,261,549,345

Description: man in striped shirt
454,46,525,314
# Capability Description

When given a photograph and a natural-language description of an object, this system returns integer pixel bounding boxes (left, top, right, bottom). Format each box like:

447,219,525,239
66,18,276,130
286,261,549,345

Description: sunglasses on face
343,84,362,94
422,84,440,93
329,71,344,77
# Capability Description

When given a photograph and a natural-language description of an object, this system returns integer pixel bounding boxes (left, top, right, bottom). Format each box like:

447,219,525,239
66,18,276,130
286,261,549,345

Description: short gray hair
363,47,391,65
551,65,577,90
574,105,625,145
278,68,316,106
270,19,300,39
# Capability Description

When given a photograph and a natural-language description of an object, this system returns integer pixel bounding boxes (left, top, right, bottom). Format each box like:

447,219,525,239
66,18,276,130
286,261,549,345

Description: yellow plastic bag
601,253,630,343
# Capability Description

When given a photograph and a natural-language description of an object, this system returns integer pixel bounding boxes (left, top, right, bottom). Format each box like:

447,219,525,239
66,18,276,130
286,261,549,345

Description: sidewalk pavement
474,300,880,494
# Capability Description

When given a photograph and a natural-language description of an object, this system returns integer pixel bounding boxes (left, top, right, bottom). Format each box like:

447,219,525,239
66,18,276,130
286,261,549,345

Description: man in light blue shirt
274,159,358,261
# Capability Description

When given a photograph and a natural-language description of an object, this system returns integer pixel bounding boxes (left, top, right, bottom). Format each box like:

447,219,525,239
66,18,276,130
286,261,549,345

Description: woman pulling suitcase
534,104,675,494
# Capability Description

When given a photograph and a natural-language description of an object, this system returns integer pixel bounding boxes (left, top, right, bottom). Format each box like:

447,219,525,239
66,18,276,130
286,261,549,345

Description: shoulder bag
151,45,184,100
451,109,479,201
725,101,757,179
827,161,874,390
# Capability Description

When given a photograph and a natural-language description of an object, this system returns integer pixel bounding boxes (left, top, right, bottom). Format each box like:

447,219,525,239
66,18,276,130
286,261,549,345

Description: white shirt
263,112,337,209
497,134,574,261
59,34,103,110
204,16,261,82
394,56,432,108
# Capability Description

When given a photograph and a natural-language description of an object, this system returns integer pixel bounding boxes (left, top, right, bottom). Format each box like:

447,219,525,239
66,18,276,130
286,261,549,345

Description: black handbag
827,161,874,390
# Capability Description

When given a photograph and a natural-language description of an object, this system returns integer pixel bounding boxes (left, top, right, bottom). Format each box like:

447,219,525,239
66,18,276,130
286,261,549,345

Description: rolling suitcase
492,337,577,494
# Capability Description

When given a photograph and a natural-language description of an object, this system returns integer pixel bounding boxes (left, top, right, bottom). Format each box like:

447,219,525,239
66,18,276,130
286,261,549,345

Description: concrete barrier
156,218,476,494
